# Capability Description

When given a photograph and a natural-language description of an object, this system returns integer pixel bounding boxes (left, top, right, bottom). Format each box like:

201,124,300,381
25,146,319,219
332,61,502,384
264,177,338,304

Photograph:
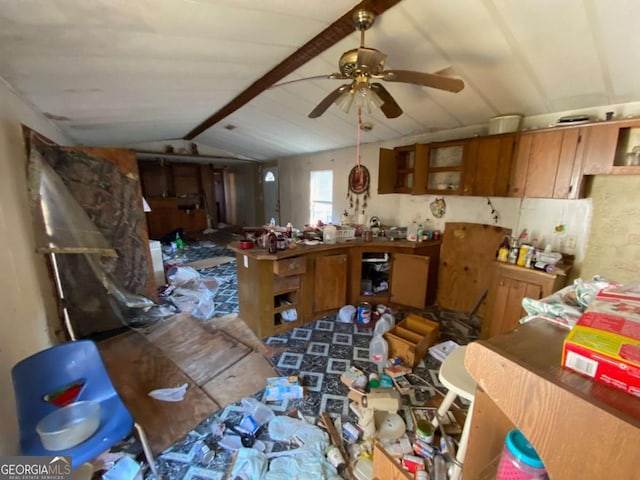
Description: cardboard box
562,285,640,396
384,314,440,367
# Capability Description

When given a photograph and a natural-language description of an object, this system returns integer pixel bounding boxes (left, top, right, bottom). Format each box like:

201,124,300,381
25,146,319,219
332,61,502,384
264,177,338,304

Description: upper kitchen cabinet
465,134,517,196
581,119,640,175
378,144,428,194
509,128,586,199
422,139,470,195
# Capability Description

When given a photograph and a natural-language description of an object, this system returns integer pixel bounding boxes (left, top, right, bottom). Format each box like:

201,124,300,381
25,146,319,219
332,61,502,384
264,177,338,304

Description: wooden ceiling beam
183,0,403,140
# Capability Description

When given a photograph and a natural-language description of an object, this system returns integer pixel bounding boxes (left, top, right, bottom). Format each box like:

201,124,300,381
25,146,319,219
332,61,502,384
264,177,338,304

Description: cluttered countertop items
237,217,443,253
495,228,572,275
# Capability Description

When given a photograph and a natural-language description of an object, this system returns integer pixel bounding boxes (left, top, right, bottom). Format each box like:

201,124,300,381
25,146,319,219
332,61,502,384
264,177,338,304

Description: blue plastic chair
11,340,157,474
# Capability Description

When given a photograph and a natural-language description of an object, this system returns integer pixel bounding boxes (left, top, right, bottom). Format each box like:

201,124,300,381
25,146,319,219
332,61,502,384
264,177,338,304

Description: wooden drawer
273,275,300,294
384,314,439,367
273,257,305,276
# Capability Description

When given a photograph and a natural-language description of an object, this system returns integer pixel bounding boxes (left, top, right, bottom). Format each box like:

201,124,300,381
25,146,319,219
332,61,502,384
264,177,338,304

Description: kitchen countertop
228,238,441,260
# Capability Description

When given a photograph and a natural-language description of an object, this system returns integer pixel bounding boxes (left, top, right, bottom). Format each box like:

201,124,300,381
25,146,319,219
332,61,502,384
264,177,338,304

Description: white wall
0,80,72,454
278,122,598,276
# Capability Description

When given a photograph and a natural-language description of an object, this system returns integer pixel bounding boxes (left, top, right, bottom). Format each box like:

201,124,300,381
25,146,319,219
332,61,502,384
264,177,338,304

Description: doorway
213,170,226,225
263,167,279,225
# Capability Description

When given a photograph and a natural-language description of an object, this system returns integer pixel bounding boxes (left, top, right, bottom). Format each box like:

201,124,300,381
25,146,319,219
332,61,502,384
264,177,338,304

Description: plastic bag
165,266,216,320
148,383,188,402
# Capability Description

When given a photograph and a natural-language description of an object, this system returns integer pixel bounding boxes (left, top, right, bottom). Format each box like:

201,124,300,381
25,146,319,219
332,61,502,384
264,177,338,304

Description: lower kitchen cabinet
389,253,430,308
313,252,347,314
231,240,441,338
349,243,440,309
481,262,568,339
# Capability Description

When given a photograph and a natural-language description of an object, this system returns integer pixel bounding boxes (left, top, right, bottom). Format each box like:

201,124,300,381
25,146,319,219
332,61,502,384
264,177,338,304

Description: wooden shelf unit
464,318,640,479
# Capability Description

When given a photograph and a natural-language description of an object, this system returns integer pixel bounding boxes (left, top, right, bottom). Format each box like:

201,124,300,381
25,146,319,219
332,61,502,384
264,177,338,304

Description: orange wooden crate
384,314,440,367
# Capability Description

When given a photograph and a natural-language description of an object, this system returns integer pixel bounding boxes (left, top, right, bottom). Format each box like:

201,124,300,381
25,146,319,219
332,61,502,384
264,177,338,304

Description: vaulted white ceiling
2,0,639,161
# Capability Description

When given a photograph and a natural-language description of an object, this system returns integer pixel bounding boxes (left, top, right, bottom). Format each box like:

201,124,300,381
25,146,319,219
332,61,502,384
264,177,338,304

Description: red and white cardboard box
562,284,640,397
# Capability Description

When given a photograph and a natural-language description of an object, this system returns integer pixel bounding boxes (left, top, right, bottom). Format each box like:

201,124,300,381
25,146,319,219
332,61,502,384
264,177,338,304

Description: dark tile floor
162,241,239,318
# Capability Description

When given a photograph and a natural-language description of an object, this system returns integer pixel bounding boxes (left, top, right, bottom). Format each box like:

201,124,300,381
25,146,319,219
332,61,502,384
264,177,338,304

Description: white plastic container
240,397,274,426
36,401,101,451
369,334,388,375
149,240,165,287
323,223,337,244
489,115,523,134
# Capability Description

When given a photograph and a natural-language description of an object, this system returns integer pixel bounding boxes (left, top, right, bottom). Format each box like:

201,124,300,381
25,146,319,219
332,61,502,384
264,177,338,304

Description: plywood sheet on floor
98,331,220,453
146,314,250,386
201,351,278,407
203,313,266,354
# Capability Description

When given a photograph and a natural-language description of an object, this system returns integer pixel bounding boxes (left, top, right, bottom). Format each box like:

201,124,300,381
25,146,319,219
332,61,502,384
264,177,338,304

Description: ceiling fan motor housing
339,48,385,77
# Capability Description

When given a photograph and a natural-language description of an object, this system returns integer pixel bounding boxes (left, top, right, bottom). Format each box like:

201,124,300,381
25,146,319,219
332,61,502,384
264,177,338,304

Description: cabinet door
483,273,543,339
524,130,564,198
425,140,467,194
582,123,618,174
390,253,430,309
314,254,347,312
377,148,397,194
510,130,583,199
472,134,516,196
509,133,533,197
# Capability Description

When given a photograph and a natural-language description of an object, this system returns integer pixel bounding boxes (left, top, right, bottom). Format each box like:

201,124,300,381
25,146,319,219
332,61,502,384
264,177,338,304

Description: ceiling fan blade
272,73,347,88
380,70,465,93
370,83,402,118
309,84,351,118
356,48,387,72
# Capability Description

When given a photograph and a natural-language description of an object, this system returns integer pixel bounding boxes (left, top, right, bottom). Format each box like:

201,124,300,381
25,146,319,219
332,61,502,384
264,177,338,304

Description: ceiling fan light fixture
354,85,384,115
335,84,383,115
335,89,355,113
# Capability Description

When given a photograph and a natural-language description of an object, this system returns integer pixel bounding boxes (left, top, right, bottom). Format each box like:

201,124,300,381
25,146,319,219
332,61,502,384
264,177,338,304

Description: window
309,170,332,225
264,171,275,182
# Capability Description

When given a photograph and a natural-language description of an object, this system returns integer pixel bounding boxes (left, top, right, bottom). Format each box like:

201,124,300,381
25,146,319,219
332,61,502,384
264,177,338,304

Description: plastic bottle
496,429,548,480
416,224,424,242
175,233,184,250
508,238,519,264
497,233,511,262
323,223,337,244
267,231,278,254
369,333,389,375
407,220,419,242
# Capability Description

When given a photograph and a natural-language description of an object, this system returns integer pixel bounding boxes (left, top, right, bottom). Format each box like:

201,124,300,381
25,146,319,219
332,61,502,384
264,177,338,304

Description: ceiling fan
300,9,465,119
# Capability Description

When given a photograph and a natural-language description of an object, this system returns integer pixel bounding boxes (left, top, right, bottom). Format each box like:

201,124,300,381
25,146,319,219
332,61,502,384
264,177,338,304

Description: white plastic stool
431,345,476,480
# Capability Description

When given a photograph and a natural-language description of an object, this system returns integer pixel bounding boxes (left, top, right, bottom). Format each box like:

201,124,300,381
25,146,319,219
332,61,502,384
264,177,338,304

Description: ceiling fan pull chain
356,107,362,167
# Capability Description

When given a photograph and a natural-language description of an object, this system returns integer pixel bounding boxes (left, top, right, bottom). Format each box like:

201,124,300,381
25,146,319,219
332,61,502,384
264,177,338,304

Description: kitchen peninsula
229,239,441,338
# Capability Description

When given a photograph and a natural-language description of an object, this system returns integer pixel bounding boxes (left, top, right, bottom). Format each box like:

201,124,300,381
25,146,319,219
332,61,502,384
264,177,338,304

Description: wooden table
463,318,640,479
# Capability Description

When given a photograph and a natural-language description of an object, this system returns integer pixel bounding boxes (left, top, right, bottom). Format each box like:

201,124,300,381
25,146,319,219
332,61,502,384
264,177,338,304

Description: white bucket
488,114,522,134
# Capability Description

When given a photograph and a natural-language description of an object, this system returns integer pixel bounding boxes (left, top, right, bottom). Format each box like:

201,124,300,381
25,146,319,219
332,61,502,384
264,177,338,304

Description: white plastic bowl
36,401,101,451
488,115,522,134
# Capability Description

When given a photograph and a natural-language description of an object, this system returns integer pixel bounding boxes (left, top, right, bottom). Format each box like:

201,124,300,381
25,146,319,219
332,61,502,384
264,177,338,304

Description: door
314,254,347,312
390,253,430,309
263,167,279,225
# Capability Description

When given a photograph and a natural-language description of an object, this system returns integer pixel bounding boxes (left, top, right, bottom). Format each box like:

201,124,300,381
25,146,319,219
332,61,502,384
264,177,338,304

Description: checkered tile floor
264,315,448,420
197,261,238,317
162,241,239,318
